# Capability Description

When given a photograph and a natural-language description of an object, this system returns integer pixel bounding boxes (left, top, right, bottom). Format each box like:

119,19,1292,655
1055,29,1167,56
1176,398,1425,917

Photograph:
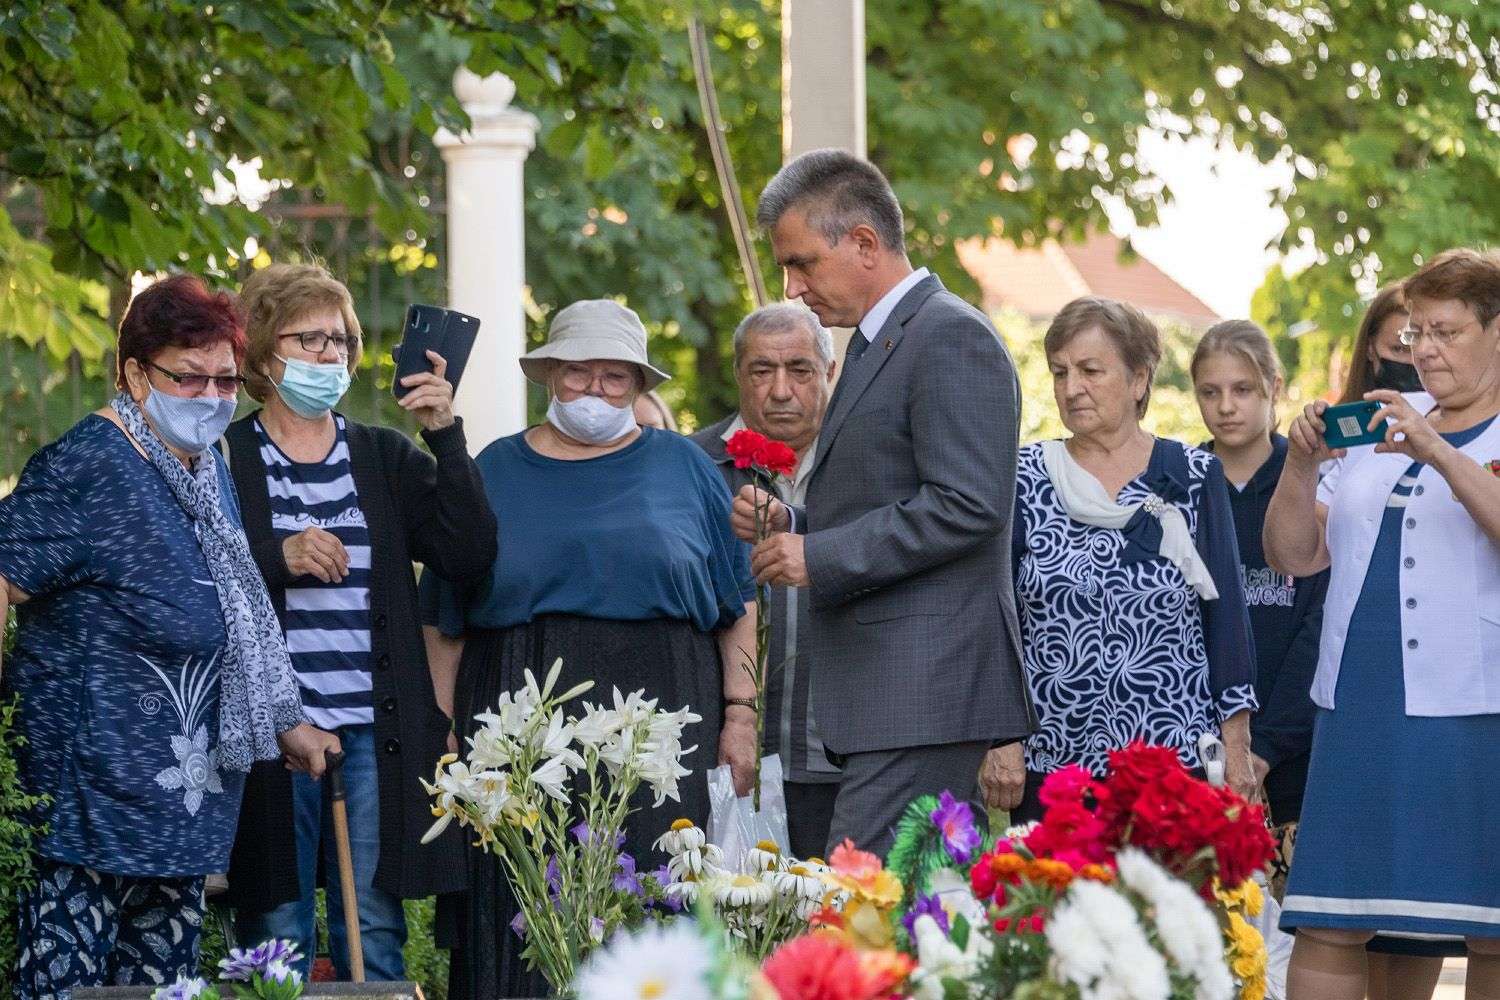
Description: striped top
255,415,373,729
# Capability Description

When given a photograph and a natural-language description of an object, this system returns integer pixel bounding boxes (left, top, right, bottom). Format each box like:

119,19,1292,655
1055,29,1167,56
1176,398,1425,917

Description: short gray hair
755,149,906,254
732,303,834,366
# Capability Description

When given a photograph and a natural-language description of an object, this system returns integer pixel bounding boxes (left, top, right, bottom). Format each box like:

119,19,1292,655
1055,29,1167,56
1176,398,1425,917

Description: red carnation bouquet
990,741,1274,898
724,428,799,809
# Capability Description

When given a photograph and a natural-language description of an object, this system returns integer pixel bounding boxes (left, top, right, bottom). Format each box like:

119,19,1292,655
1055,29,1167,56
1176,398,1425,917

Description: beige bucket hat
519,299,671,390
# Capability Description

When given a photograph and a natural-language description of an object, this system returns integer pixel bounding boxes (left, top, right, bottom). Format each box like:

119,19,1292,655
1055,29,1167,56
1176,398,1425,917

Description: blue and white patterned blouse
1012,437,1258,775
0,416,247,876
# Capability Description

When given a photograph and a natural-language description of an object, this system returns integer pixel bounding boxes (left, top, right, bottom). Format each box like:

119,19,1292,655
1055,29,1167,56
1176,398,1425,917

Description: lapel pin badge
884,338,893,351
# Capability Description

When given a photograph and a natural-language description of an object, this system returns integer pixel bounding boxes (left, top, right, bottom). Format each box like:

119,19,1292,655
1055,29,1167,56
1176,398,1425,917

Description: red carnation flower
726,428,798,477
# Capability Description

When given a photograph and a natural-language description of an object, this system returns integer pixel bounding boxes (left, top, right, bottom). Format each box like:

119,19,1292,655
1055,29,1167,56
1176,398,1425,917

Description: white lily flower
531,712,585,769
529,755,571,802
573,703,623,748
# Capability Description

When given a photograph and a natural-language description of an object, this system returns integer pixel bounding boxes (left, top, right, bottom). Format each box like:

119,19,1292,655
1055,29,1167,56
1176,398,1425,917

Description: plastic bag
1251,872,1293,1000
707,753,791,871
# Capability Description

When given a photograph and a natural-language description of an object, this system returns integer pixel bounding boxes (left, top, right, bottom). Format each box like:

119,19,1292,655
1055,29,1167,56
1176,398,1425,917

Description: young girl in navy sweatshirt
1191,321,1328,827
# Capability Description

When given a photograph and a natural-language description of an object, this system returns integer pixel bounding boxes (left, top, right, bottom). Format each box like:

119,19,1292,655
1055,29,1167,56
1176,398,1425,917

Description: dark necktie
845,328,872,367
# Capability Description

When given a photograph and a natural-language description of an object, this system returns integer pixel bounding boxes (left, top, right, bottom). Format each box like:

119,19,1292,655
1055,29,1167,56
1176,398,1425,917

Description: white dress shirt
856,267,930,342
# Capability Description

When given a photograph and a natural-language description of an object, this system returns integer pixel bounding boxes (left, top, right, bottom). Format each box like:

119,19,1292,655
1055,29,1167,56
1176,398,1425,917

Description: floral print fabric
0,415,247,875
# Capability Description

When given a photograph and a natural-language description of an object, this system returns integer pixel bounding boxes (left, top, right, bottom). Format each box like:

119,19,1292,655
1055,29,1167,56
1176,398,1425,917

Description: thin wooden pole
688,17,769,308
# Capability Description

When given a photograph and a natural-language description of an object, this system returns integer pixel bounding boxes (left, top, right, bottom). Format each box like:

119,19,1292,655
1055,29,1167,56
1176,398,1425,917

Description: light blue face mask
143,388,237,455
272,355,352,418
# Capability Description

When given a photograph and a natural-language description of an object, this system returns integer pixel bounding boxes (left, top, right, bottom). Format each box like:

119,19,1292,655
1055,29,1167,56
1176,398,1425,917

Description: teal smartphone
1322,400,1388,448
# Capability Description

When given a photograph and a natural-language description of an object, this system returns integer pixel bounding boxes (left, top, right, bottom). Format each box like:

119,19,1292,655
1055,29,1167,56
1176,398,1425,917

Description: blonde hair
239,263,364,403
1192,320,1283,398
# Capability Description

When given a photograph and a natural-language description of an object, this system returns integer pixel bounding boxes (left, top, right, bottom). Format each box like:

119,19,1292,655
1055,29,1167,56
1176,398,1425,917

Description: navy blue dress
1012,438,1258,781
421,426,754,1000
0,415,246,877
1283,418,1500,940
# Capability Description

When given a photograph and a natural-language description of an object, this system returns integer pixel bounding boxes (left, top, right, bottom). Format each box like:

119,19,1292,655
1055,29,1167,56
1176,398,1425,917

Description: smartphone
392,305,480,399
1321,400,1388,449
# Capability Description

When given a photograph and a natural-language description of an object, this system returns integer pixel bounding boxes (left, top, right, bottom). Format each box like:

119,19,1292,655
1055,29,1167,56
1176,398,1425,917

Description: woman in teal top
421,299,756,1000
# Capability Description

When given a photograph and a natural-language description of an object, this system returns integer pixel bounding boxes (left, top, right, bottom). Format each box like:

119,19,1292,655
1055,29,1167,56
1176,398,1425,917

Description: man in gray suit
732,149,1035,855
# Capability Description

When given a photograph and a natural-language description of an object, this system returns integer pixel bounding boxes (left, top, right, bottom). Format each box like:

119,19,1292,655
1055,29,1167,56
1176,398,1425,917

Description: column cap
434,67,539,152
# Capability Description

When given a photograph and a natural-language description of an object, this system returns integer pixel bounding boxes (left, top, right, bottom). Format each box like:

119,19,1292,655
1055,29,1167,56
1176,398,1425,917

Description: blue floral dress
1012,438,1258,776
0,415,246,876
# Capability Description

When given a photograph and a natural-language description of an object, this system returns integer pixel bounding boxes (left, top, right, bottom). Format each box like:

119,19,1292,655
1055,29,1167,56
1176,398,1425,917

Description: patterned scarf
112,393,306,771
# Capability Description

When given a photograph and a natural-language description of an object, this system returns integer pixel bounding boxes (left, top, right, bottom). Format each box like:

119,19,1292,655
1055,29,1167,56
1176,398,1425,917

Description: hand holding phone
393,305,479,400
1321,400,1389,449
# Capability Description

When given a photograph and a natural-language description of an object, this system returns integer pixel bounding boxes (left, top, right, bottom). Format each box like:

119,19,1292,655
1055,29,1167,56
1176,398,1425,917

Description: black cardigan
221,412,497,912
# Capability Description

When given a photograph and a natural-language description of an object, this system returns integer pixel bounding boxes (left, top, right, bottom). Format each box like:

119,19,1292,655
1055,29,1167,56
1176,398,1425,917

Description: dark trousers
785,780,839,860
827,740,991,856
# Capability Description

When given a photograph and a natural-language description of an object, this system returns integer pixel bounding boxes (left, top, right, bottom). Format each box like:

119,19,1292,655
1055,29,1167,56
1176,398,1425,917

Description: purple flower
151,975,213,1000
545,856,562,899
510,909,527,939
570,821,625,849
930,790,982,864
217,938,301,981
649,864,684,912
901,893,951,939
613,852,642,895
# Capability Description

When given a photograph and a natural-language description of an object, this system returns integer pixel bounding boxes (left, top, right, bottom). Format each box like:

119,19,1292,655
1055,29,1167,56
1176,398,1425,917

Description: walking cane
325,749,366,983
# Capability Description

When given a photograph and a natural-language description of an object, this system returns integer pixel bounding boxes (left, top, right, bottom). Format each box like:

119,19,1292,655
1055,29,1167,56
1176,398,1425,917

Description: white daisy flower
770,866,825,901
712,873,774,909
745,840,784,873
666,843,724,881
654,819,707,856
572,916,713,1000
665,879,700,906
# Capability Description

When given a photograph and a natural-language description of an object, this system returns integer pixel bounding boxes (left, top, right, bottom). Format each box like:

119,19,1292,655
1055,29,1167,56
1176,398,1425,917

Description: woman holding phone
220,263,496,981
1266,248,1500,999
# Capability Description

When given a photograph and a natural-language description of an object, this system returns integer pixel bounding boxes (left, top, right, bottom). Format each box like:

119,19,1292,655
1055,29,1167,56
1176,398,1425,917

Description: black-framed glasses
278,330,355,355
148,362,246,396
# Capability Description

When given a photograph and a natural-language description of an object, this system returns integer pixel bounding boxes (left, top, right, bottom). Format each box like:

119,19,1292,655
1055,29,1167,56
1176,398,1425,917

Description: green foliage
0,611,48,982
5,0,1497,448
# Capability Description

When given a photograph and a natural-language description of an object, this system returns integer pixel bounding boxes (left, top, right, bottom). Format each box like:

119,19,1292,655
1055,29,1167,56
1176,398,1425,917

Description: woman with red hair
0,274,338,997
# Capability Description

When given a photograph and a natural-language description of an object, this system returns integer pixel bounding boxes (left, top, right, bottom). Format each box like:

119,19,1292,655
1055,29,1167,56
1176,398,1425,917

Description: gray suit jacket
795,273,1036,754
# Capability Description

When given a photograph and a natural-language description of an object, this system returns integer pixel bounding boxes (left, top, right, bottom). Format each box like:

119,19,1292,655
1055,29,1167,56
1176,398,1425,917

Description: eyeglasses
558,363,637,397
278,330,355,355
1398,319,1478,348
149,362,246,397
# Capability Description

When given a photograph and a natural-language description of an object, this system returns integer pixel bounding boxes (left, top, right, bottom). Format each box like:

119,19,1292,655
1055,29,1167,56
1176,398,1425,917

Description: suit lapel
808,274,944,480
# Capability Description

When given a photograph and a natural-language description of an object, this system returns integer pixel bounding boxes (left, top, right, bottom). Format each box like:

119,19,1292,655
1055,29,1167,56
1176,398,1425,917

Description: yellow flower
1241,971,1267,1000
842,897,894,949
1241,878,1264,918
1227,912,1264,955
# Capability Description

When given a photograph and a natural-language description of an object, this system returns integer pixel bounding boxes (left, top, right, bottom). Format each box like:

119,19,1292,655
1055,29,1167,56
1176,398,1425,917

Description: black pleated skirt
443,614,724,1000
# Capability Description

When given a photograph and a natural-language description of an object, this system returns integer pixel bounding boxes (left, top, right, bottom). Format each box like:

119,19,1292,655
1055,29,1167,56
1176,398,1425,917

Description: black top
1206,434,1328,821
220,413,497,911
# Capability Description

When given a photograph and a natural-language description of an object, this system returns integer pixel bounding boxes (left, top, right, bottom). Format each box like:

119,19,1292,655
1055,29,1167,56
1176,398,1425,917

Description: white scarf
1039,439,1219,600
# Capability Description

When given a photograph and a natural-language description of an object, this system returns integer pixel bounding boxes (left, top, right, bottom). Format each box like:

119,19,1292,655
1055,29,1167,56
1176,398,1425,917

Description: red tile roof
957,231,1220,327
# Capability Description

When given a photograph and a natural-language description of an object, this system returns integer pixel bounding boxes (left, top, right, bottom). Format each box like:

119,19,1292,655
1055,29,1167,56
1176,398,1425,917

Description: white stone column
782,0,866,160
434,69,539,454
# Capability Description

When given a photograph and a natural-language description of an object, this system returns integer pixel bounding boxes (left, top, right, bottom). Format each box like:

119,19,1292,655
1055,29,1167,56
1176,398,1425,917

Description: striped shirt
255,415,373,729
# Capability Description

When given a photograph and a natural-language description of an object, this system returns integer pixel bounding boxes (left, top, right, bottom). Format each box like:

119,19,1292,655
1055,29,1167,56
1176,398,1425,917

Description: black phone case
392,304,480,399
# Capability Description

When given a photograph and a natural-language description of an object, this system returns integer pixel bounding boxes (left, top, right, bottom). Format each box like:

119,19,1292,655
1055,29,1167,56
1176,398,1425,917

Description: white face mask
546,393,638,445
